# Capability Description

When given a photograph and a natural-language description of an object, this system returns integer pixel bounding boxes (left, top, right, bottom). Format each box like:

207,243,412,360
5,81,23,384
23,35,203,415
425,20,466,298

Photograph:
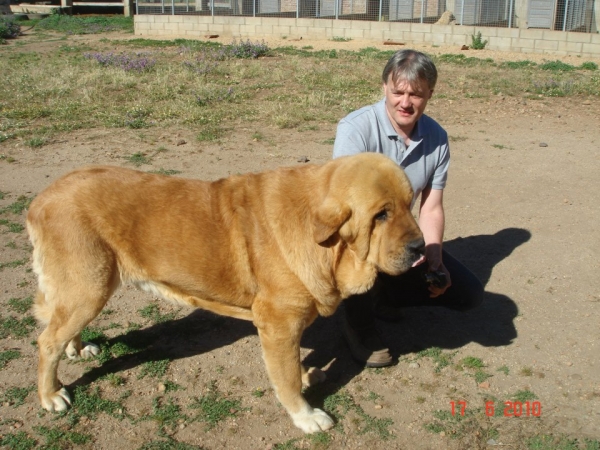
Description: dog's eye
374,210,388,222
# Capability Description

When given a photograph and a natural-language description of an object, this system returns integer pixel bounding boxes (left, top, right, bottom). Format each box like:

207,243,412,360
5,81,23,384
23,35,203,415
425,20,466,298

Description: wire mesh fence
136,0,598,33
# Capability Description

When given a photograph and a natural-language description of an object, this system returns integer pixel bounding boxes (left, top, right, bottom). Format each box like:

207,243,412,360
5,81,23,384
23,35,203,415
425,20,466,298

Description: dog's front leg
255,311,334,433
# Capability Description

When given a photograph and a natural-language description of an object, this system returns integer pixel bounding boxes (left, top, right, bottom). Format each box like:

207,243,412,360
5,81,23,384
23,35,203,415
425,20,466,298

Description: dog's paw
80,342,100,359
292,407,334,433
41,387,71,412
302,367,327,388
65,341,100,359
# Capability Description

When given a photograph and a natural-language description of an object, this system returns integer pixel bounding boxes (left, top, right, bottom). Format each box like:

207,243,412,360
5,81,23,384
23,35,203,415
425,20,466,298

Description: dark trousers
345,250,484,330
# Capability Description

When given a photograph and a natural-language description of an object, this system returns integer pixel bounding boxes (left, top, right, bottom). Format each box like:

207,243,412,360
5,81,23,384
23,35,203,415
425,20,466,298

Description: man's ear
313,198,351,245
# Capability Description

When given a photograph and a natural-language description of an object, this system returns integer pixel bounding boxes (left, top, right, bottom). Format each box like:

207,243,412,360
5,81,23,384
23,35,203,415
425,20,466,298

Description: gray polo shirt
333,99,450,207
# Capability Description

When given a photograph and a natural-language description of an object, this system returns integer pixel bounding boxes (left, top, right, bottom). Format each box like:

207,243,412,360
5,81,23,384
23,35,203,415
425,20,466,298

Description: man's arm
418,186,451,297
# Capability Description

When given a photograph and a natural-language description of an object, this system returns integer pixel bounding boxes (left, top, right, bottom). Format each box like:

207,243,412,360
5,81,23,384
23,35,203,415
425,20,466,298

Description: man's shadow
301,227,531,404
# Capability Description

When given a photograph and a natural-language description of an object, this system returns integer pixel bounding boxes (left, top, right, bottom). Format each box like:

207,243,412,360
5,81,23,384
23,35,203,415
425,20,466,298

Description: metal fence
136,0,598,33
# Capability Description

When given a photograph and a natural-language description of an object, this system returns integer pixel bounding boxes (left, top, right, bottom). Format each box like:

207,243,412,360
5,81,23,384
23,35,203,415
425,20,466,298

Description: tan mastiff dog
26,152,424,433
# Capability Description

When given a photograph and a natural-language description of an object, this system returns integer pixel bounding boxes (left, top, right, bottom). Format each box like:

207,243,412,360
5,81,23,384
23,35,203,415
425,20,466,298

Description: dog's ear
313,198,351,245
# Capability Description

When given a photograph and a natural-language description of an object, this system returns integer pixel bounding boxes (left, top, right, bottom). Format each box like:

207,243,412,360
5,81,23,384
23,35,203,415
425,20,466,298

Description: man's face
383,75,433,137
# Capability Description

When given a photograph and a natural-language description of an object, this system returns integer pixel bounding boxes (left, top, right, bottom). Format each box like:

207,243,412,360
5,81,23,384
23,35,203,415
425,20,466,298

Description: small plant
0,195,33,215
84,51,156,72
461,356,485,369
540,60,575,72
0,315,37,339
2,386,36,407
125,152,152,166
25,137,46,148
512,389,537,402
138,303,178,323
0,16,21,40
471,31,488,50
520,366,534,377
190,380,245,430
579,61,598,70
331,36,352,42
138,359,170,379
34,425,91,448
0,350,21,369
0,431,37,450
8,296,34,314
417,347,457,372
497,365,510,375
252,388,265,398
226,39,270,59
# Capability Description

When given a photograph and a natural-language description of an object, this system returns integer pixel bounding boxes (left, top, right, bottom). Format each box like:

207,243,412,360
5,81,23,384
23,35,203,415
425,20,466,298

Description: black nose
407,237,425,255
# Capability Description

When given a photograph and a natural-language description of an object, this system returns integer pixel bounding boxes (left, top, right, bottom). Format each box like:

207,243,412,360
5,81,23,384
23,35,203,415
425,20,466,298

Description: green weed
147,397,189,436
512,389,537,402
417,347,457,372
2,385,36,407
140,439,201,450
34,425,91,448
7,296,34,314
189,380,245,430
138,303,179,324
0,195,33,215
527,434,600,450
460,356,485,369
471,31,488,50
0,431,37,450
71,385,128,424
0,315,37,338
540,60,575,72
0,220,25,234
0,349,21,369
323,389,393,439
497,365,510,375
139,359,170,379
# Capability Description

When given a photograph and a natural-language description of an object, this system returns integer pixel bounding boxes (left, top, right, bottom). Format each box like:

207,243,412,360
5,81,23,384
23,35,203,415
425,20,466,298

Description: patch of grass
140,439,201,450
139,359,170,379
425,407,498,441
147,397,189,436
149,168,182,176
526,434,600,450
124,151,152,166
102,373,126,386
0,349,21,369
36,14,134,34
0,220,25,234
323,389,393,440
0,258,27,271
497,365,510,375
460,356,485,369
512,389,538,402
0,195,33,215
579,62,598,71
1,385,36,407
25,137,46,148
138,303,178,324
8,296,34,314
70,385,128,424
331,36,352,42
252,388,265,398
540,60,575,72
417,347,457,372
34,425,91,448
0,315,37,339
520,366,534,376
163,380,185,393
473,370,492,383
501,60,538,69
189,380,245,430
0,431,37,450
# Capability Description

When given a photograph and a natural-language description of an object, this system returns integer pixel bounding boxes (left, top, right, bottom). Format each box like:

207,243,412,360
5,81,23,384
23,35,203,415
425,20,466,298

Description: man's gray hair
382,50,438,90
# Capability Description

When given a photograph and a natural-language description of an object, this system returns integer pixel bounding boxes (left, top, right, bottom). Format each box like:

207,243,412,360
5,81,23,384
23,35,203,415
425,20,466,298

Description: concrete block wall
134,15,600,58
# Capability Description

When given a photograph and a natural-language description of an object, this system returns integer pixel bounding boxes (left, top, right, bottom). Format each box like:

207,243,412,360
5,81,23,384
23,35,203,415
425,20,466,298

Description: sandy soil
1,32,599,449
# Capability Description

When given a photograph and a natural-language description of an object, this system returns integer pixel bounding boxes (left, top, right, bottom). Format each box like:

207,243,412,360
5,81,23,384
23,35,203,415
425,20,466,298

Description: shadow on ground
71,227,531,413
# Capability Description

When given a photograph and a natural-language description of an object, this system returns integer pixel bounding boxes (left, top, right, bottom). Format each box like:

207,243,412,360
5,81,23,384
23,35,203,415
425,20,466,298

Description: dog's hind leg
34,247,119,412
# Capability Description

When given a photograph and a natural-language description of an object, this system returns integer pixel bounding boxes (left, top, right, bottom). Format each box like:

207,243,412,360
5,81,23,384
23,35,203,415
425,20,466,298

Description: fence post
562,0,570,31
378,0,382,21
460,0,464,25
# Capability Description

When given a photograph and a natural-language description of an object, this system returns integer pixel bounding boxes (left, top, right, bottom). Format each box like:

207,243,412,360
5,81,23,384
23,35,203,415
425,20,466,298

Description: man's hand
426,262,451,298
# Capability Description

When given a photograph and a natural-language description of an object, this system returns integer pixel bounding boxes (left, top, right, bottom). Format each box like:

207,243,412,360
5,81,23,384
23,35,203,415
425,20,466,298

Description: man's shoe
341,314,392,368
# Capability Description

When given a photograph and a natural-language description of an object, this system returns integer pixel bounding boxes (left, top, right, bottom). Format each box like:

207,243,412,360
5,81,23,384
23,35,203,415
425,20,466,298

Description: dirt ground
1,31,599,449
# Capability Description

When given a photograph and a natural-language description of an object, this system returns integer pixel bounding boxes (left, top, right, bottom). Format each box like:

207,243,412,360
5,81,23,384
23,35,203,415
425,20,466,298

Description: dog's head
313,153,425,296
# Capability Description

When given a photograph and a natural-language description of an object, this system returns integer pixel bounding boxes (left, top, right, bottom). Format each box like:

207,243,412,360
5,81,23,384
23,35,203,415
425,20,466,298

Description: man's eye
375,210,388,221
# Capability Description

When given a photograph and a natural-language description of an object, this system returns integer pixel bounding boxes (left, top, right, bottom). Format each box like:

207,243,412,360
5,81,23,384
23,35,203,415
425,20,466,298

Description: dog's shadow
74,227,530,411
